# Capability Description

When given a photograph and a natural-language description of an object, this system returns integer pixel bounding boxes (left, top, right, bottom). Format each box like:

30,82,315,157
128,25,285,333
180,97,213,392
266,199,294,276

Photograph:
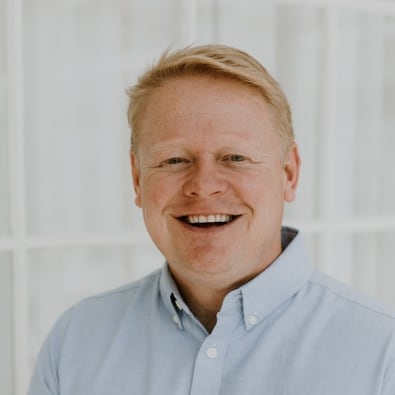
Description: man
28,45,395,394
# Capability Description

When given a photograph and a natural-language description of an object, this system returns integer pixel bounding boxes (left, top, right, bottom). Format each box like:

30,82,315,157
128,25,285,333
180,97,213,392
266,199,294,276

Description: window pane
27,243,163,376
201,1,277,68
336,11,395,218
23,0,180,236
276,5,325,222
0,254,14,395
318,232,395,310
0,0,10,237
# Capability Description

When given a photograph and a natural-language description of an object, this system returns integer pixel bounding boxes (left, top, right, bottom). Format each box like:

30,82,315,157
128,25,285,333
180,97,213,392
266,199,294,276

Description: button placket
190,290,242,395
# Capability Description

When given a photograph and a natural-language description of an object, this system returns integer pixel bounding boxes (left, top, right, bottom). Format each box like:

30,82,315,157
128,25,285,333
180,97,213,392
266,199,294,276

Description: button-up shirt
28,228,395,394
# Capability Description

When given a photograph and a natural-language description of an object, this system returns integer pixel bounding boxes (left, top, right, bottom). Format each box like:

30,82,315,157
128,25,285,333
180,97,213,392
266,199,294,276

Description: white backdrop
1,1,395,394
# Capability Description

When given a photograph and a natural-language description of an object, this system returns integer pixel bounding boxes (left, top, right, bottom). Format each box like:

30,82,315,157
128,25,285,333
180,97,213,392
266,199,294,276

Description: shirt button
172,315,179,324
248,314,258,325
206,347,218,359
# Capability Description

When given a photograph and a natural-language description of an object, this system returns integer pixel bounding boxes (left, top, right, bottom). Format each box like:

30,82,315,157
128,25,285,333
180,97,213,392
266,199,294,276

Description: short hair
127,44,294,159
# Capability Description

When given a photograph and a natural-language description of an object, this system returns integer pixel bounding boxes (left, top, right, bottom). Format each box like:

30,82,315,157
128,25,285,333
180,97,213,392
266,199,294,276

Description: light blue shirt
28,228,395,395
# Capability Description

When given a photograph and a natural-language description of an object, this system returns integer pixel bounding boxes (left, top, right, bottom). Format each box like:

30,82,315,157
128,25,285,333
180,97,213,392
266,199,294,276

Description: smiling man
130,71,299,332
28,45,395,395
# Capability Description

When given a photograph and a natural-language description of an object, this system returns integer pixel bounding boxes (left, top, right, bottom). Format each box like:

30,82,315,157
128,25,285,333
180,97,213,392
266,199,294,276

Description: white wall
1,1,395,394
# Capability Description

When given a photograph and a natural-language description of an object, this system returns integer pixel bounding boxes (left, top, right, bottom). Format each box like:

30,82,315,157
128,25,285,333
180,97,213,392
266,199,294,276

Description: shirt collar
159,263,191,330
239,227,313,330
159,227,313,331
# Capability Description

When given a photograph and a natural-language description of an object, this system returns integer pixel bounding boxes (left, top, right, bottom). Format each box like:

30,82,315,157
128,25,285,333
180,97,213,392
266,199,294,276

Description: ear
130,149,142,208
283,143,301,202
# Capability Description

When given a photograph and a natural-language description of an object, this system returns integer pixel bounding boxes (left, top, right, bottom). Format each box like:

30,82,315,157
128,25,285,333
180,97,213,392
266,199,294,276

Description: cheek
140,175,178,210
140,185,166,239
141,185,164,211
237,172,285,208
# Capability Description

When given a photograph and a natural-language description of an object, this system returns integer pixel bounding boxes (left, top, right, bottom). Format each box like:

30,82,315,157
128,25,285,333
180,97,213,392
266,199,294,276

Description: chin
185,254,237,275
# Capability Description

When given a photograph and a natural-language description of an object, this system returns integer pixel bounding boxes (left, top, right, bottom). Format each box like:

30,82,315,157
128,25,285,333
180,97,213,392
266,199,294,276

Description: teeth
186,214,233,224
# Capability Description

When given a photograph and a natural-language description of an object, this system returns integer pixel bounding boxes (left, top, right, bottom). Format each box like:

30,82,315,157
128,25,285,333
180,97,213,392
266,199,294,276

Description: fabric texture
27,228,395,395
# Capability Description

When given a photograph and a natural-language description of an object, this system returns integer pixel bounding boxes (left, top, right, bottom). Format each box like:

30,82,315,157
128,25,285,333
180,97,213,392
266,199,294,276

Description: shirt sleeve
27,309,72,395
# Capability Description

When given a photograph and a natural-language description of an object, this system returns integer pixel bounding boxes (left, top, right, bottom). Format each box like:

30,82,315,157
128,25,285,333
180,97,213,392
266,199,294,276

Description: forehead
140,75,274,132
131,75,284,162
150,74,264,104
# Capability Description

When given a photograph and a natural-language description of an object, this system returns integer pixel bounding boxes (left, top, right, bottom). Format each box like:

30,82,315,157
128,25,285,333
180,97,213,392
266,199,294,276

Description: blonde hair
127,44,294,159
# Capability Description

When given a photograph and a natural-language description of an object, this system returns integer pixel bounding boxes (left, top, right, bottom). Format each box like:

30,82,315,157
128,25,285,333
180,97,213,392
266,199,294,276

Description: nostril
182,161,228,198
183,179,227,198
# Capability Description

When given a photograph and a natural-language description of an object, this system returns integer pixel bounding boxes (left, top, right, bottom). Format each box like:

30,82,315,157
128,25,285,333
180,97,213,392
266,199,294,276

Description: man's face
131,75,300,291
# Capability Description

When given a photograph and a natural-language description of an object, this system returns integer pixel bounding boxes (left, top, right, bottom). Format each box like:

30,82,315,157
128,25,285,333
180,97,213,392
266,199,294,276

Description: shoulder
308,270,395,324
76,268,161,304
41,268,163,358
68,268,162,319
28,269,163,393
49,268,162,340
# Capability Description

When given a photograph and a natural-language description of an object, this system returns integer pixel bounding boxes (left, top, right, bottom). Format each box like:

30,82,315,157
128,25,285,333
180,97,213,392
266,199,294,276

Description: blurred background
1,0,395,393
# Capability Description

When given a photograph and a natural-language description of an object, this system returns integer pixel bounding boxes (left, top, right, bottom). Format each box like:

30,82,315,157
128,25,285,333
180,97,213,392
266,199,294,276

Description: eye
164,158,183,165
230,154,247,162
224,154,248,162
159,157,190,168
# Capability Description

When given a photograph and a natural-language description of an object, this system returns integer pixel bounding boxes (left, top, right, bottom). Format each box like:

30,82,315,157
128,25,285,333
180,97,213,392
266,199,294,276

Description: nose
183,157,227,198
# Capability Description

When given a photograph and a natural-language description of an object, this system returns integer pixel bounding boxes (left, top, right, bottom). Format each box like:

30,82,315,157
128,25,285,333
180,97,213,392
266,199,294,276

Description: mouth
179,214,239,228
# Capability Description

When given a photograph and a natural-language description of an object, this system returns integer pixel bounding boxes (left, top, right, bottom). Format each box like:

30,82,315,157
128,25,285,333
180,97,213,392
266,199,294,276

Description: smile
180,214,238,227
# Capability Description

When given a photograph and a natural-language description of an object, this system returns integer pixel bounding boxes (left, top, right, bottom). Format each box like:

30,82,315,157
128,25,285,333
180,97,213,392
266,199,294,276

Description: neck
171,272,242,333
181,286,226,333
168,260,277,332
